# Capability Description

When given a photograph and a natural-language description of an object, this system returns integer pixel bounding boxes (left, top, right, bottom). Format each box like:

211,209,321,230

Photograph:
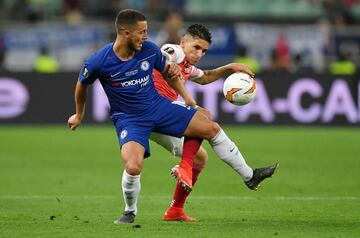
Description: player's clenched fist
67,114,81,131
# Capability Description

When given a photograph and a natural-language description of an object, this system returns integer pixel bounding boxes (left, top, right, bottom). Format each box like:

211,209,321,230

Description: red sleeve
152,70,179,101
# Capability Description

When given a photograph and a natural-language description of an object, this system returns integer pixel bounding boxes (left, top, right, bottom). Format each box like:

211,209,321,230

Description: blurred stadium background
0,0,359,125
0,1,359,238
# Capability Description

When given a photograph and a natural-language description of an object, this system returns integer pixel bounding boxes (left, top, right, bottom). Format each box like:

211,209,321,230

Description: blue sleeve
148,41,167,73
79,52,99,84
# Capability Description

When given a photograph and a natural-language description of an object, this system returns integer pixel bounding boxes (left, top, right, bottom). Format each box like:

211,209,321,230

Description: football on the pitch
223,72,256,105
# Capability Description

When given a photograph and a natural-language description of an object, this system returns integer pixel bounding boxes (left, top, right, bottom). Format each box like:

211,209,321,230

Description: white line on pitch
0,195,358,201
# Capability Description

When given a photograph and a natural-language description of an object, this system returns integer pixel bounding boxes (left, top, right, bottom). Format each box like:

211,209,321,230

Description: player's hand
231,63,255,78
167,62,182,79
196,106,212,120
67,114,82,131
184,97,197,108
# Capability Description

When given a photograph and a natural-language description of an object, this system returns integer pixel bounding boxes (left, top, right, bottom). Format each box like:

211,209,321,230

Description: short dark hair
115,9,147,33
185,24,212,44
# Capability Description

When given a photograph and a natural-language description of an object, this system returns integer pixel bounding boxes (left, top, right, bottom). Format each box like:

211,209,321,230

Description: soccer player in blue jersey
68,9,197,224
68,9,276,224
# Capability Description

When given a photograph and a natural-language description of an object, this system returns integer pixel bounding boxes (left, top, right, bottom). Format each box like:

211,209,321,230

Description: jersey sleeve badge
82,67,89,78
163,47,175,55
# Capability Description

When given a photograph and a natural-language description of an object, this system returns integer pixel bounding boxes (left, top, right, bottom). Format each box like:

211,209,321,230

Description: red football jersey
153,44,203,101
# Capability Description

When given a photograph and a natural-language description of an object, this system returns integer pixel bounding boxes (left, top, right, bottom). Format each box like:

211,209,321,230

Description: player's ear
179,37,186,48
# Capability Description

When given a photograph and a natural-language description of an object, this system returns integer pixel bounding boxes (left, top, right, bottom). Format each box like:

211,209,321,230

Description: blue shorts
112,97,197,158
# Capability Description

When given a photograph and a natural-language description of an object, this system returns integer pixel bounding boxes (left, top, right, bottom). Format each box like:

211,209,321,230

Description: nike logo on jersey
230,146,236,152
110,72,121,77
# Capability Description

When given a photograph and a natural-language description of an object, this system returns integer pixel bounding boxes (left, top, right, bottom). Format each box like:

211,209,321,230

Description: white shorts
150,132,184,157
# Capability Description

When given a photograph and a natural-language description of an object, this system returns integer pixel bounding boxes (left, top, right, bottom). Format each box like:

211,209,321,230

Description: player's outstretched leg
171,137,202,191
208,128,253,180
209,129,278,189
185,112,278,190
164,147,207,222
245,163,278,190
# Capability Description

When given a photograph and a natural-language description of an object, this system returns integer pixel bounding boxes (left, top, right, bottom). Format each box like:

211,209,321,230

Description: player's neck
113,38,136,61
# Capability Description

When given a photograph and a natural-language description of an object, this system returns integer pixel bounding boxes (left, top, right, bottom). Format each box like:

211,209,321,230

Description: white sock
122,170,141,214
209,129,253,181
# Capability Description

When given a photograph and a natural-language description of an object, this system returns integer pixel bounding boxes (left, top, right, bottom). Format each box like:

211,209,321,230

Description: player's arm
67,79,88,130
161,61,197,108
196,106,212,120
192,63,254,85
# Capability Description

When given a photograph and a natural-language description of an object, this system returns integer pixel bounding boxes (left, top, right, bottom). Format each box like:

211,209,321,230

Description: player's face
180,37,209,65
127,21,148,51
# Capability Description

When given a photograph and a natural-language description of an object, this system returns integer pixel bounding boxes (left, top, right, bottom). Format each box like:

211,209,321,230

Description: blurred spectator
343,0,358,7
147,0,169,17
168,0,186,14
289,52,310,73
289,53,304,73
289,50,316,73
234,45,260,73
322,0,355,26
268,49,282,71
34,46,60,73
62,0,84,24
26,0,48,22
329,49,357,75
87,0,120,19
155,12,184,46
276,34,291,71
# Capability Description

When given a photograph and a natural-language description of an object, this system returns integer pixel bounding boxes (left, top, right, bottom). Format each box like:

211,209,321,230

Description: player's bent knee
205,122,220,139
125,163,142,175
202,120,220,139
212,122,221,134
185,112,220,139
122,155,143,175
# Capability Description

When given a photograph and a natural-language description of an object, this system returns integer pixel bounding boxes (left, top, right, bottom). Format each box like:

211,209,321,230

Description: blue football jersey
79,41,167,115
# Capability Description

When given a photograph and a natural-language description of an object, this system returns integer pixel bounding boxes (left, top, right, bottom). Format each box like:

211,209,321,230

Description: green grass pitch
0,126,359,238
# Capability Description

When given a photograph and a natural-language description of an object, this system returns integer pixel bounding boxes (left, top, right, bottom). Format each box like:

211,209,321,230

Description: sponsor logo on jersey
111,74,150,88
120,130,128,139
140,61,150,71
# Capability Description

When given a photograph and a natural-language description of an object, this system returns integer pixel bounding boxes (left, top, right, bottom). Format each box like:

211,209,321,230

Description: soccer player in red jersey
151,24,277,221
